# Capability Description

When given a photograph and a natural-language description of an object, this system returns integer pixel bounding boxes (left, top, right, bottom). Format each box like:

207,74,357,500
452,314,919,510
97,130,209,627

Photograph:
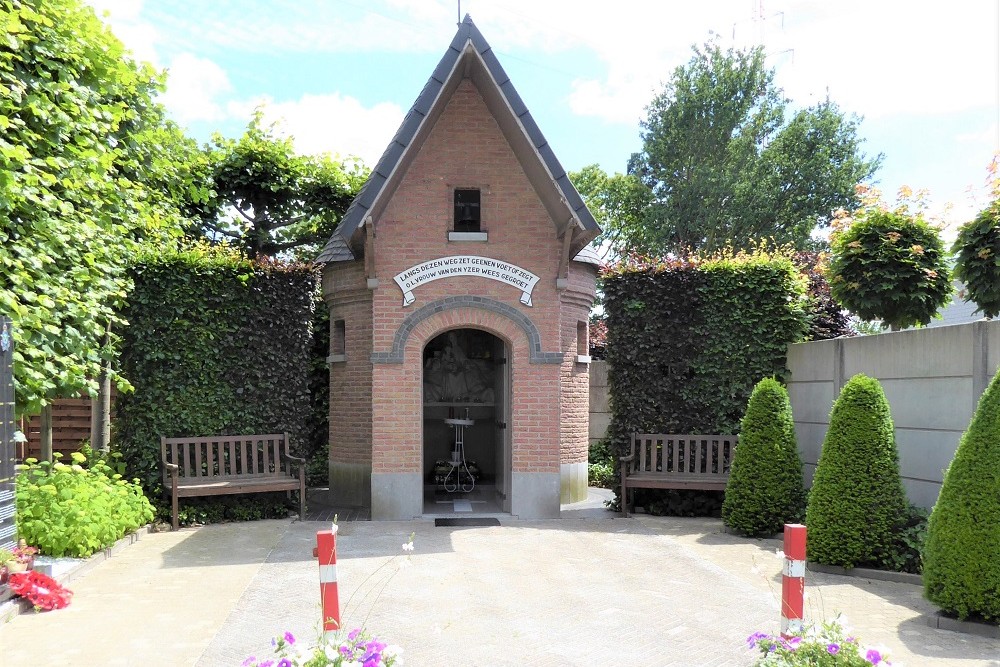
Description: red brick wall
559,262,599,465
327,77,598,496
368,79,571,479
323,262,373,466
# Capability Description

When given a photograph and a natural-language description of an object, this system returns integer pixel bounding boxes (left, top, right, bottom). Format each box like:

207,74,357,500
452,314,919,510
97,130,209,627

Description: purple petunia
284,631,295,645
746,631,770,648
827,643,840,655
348,628,362,641
241,658,256,667
866,648,882,664
276,659,292,667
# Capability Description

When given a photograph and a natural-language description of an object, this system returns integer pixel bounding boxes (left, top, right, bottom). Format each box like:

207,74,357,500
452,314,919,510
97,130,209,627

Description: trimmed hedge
923,367,1000,621
805,374,908,568
114,243,316,497
722,378,806,536
603,249,809,514
604,249,809,444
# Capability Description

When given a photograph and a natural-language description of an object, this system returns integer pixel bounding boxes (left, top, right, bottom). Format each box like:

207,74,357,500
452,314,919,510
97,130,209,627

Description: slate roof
316,14,601,265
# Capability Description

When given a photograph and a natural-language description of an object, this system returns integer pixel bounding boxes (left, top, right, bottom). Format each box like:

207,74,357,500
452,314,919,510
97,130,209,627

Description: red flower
7,571,73,610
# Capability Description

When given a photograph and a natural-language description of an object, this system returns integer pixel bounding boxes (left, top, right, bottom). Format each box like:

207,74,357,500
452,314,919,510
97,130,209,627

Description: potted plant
6,539,38,573
0,546,13,586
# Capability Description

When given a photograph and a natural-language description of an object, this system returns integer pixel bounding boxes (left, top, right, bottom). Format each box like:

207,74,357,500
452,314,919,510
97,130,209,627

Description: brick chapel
316,16,600,520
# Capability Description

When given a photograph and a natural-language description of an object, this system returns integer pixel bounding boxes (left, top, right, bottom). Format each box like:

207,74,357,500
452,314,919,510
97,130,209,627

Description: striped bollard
780,523,807,637
312,525,341,636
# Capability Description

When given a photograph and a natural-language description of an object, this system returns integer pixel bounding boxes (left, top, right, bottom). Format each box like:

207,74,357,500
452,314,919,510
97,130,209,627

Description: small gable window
454,189,481,232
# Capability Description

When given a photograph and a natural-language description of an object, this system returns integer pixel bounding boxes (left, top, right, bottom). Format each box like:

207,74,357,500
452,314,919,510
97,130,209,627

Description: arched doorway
422,328,511,515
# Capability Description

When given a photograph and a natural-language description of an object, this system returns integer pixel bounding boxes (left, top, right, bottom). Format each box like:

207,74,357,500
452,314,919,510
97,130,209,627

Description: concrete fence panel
787,320,997,509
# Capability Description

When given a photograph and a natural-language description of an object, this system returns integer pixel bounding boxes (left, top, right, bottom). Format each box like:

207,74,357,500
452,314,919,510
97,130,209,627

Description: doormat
434,518,501,527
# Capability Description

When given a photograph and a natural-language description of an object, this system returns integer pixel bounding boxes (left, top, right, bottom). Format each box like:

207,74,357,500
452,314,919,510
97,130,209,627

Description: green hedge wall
113,244,316,494
604,249,809,454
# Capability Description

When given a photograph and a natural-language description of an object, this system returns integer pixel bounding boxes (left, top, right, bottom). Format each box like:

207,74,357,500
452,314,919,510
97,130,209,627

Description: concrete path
0,493,997,666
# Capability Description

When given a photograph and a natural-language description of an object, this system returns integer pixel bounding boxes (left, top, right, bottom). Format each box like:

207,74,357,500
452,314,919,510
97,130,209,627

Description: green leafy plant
879,504,928,575
723,378,806,536
114,243,316,508
806,374,908,568
587,437,615,488
923,365,1000,621
603,246,810,512
15,452,155,558
951,198,1000,318
828,209,951,330
747,616,894,665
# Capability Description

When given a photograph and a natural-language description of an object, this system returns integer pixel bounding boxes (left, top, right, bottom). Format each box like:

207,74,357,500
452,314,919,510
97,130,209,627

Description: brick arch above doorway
371,296,563,364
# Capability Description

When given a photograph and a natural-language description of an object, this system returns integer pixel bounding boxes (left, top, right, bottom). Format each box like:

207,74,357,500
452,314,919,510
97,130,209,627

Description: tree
793,252,852,340
923,365,1000,621
951,198,1000,318
722,377,806,536
197,111,368,260
570,164,652,257
827,209,952,330
0,0,193,415
805,374,908,568
629,41,880,256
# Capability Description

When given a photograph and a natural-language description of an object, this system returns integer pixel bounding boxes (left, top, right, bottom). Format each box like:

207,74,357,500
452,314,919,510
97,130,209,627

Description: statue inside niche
423,331,496,403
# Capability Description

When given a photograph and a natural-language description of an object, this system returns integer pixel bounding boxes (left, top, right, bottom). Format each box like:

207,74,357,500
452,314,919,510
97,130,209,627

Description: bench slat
621,433,738,517
161,433,304,530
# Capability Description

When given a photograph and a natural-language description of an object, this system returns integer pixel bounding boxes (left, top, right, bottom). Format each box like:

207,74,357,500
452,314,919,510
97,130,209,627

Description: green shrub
828,209,951,329
15,452,155,558
603,248,810,513
923,367,1000,621
952,198,1000,318
115,243,316,501
880,503,928,575
723,378,806,536
805,374,907,567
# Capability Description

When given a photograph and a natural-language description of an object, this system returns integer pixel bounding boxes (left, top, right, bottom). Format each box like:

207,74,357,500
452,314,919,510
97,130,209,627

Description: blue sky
92,0,999,233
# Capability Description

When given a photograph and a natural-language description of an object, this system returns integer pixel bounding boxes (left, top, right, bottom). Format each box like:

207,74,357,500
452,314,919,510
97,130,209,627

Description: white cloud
159,54,232,123
87,0,161,66
228,94,405,167
956,123,999,146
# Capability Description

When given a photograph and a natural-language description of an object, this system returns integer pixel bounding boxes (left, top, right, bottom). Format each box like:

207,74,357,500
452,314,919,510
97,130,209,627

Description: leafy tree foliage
923,366,1000,621
806,374,908,568
793,252,852,340
195,111,368,259
722,377,806,536
827,209,951,329
0,0,194,413
951,198,1000,318
570,164,652,256
627,41,880,255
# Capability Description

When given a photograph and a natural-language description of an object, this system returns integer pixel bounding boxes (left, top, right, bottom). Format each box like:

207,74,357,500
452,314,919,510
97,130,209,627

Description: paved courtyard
0,494,998,666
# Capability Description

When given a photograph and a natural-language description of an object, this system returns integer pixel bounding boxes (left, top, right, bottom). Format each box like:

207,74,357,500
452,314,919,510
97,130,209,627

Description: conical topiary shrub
923,368,1000,621
722,377,806,536
805,374,907,567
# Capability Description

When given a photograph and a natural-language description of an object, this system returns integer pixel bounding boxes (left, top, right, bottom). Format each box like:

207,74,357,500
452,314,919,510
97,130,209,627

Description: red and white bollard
312,525,341,637
780,523,807,638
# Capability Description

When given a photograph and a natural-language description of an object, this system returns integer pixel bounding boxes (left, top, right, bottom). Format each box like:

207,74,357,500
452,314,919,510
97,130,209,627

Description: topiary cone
723,377,806,536
923,368,1000,621
805,374,907,568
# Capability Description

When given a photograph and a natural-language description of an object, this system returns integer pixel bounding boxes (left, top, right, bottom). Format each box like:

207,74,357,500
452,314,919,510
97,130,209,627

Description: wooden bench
620,433,738,517
161,433,305,530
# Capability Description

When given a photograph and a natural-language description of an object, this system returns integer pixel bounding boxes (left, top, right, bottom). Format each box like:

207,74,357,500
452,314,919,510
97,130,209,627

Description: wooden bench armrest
284,453,306,464
163,462,179,473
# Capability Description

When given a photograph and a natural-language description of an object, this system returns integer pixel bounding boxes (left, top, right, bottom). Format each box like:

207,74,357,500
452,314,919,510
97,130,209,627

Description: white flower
11,430,26,444
383,644,404,659
775,549,786,560
402,541,414,552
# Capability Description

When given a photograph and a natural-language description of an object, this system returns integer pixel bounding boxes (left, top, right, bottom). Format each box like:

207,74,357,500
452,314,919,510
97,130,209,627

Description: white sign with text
393,256,540,307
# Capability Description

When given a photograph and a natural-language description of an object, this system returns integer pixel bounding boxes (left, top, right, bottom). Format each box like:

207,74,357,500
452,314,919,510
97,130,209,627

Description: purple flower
746,631,770,648
276,659,292,667
827,643,841,655
241,658,256,667
348,628,362,641
284,631,296,645
259,661,274,667
866,649,883,664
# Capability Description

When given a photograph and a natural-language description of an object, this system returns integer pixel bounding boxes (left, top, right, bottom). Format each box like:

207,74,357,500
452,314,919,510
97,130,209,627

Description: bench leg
172,489,179,531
